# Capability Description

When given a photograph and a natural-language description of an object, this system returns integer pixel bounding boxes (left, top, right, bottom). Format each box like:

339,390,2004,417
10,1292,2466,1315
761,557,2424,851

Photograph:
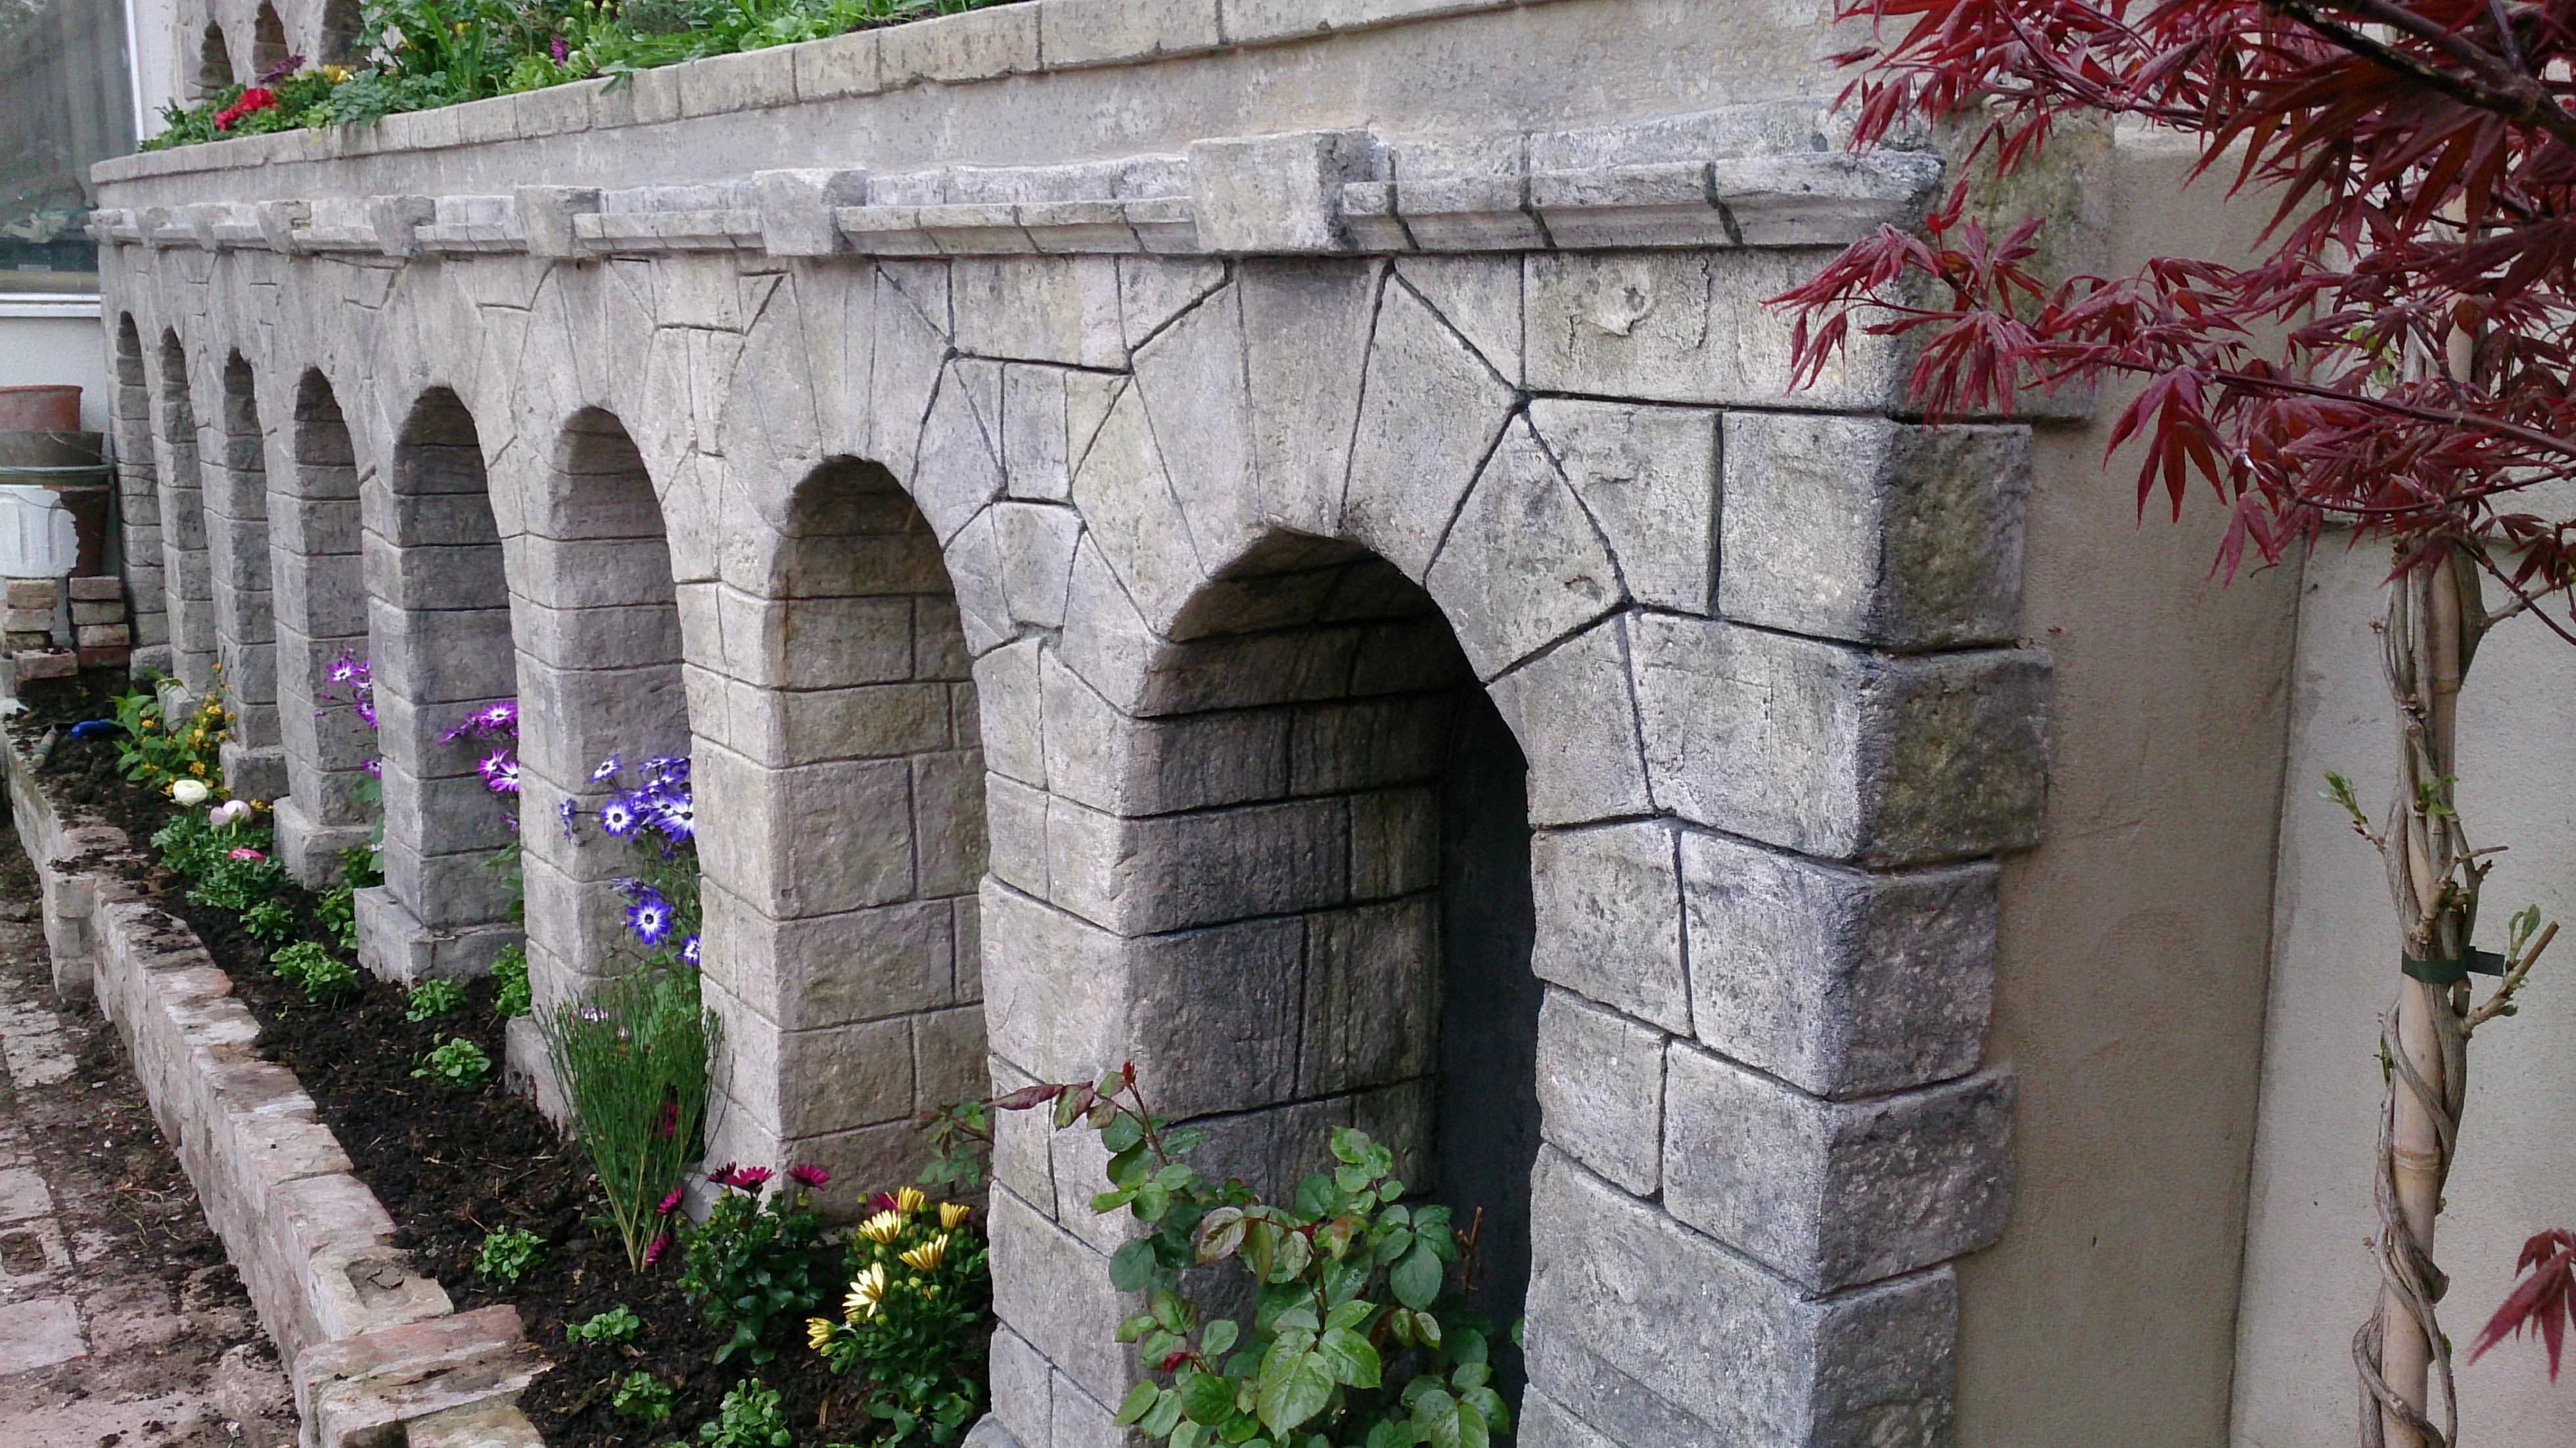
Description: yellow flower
900,1234,950,1273
189,762,206,775
857,1210,904,1244
806,1317,835,1351
843,1262,888,1321
938,1201,971,1230
893,1186,927,1215
321,63,348,83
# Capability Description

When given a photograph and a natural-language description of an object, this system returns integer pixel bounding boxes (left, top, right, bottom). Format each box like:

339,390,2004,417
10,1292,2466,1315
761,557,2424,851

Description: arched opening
319,0,361,63
250,3,289,79
195,23,233,97
110,317,168,677
513,409,691,1016
154,332,214,695
984,533,1540,1431
360,387,518,980
213,353,282,800
273,369,371,881
696,456,988,1209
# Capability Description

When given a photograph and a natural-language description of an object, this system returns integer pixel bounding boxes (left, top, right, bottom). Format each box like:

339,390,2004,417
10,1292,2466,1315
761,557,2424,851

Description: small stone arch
357,386,520,982
214,352,283,800
694,454,990,1213
272,367,373,881
110,316,169,677
317,0,361,63
250,2,288,79
195,22,234,97
154,331,216,696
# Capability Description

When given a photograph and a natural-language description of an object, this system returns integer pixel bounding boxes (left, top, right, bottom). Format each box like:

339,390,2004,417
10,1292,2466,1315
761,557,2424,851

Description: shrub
808,1187,991,1447
680,1164,842,1365
1001,1070,1509,1448
114,685,231,798
474,1225,543,1284
612,1370,676,1426
695,1377,792,1448
916,1100,992,1194
413,1036,492,1088
269,941,357,1001
540,963,716,1271
492,942,531,1018
566,1305,641,1346
404,978,467,1022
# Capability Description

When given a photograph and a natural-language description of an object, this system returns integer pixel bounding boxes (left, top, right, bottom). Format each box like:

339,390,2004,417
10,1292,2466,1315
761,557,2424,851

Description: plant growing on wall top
1772,3,2576,1443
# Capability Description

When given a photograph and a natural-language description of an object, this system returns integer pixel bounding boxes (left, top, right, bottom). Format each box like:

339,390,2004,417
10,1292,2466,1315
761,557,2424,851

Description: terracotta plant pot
0,387,80,432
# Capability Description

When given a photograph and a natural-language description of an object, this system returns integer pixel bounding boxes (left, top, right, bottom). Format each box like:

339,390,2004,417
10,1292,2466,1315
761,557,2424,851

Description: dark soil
3,675,853,1447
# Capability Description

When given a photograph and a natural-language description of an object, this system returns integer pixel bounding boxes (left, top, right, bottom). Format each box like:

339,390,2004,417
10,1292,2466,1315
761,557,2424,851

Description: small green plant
492,942,532,1018
316,877,363,953
240,898,298,943
808,1188,990,1447
405,978,467,1022
1000,1069,1508,1448
566,1305,641,1346
611,1369,676,1426
681,1165,842,1365
269,941,359,1001
473,1225,543,1284
541,963,716,1272
112,685,231,798
413,1036,493,1088
696,1377,793,1448
916,1099,992,1194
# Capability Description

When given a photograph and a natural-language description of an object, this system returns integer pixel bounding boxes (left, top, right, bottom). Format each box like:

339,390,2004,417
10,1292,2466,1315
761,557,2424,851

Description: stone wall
87,4,2049,1446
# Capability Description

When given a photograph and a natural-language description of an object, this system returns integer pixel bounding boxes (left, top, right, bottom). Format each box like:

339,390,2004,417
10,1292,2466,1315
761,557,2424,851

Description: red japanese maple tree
1770,4,2576,1445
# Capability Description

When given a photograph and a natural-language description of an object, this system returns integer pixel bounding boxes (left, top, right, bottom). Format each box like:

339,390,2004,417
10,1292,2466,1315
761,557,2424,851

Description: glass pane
0,0,137,298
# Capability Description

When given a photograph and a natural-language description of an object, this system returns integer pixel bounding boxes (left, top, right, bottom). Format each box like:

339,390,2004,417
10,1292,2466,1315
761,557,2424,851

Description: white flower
171,779,210,806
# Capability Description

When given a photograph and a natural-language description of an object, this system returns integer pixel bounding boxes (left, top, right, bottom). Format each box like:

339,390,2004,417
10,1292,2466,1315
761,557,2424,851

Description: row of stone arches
192,0,359,97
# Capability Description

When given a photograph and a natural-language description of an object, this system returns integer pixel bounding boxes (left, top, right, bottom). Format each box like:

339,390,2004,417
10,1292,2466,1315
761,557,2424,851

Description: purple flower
708,1163,773,1191
787,1165,829,1189
550,34,568,62
478,750,520,794
651,791,695,843
327,656,357,685
596,795,642,838
678,935,701,968
625,890,675,948
645,1232,670,1267
558,797,579,841
657,1187,684,1217
591,755,621,784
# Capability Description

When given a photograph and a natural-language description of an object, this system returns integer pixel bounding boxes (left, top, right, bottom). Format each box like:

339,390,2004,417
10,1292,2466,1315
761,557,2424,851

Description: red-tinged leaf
2472,1229,2576,1378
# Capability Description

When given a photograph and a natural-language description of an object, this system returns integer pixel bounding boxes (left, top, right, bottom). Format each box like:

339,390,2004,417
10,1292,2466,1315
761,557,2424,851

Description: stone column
210,357,285,802
269,373,373,882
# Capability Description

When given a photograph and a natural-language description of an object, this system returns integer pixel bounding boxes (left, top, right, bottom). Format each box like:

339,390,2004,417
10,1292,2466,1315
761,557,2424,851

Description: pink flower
644,1232,671,1267
787,1165,829,1190
657,1188,683,1217
227,848,264,861
653,1101,678,1139
708,1163,773,1191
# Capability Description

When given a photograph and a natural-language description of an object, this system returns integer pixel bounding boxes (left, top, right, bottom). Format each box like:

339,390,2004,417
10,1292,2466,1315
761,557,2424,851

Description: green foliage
696,1377,793,1448
681,1169,845,1366
474,1225,543,1284
269,941,359,1001
405,978,467,1022
810,1190,990,1448
492,943,532,1018
1006,1071,1507,1448
540,963,716,1271
612,1369,676,1426
413,1035,493,1088
566,1305,641,1346
113,687,231,798
916,1099,992,1194
239,898,298,944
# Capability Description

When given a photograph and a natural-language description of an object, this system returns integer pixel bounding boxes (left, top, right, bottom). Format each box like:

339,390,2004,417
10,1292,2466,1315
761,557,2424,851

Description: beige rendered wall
1956,126,2304,1444
0,311,112,434
2231,547,2576,1439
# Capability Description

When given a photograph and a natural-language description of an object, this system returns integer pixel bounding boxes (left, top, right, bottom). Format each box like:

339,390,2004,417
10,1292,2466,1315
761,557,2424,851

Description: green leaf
1180,1370,1237,1426
1111,1239,1159,1292
1462,1386,1509,1434
1142,1390,1188,1438
1117,1382,1162,1427
1390,1242,1442,1308
1331,1126,1368,1164
1120,1311,1162,1343
1316,1326,1382,1389
1198,1208,1248,1263
1172,1420,1210,1448
1411,1388,1461,1448
1102,1112,1145,1153
1200,1319,1241,1358
1412,1310,1442,1348
1154,1290,1190,1332
1254,1349,1335,1437
1272,1303,1320,1334
1323,1300,1373,1332
1270,1231,1312,1283
1451,1363,1488,1391
1163,1127,1206,1156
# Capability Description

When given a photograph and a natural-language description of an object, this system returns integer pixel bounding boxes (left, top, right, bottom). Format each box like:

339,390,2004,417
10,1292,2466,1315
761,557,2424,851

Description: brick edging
2,736,546,1448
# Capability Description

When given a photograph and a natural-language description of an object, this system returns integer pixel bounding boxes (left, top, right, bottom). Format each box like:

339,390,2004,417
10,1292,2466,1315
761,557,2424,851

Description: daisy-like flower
478,750,520,794
591,755,621,784
788,1164,829,1190
626,890,675,948
596,794,641,838
651,792,695,843
843,1262,888,1321
900,1234,951,1273
857,1210,905,1244
228,848,265,861
806,1317,835,1351
679,935,702,968
327,656,357,685
938,1201,972,1230
645,1231,671,1267
657,1188,684,1217
558,797,579,841
894,1186,927,1215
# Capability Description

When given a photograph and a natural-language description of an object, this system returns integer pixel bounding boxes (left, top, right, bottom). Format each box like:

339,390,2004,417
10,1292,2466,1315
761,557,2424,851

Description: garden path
0,823,292,1447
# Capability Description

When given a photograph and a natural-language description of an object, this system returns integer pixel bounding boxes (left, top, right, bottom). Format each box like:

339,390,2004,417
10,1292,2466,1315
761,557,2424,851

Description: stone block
880,5,1041,85
513,186,600,260
1529,399,1720,616
959,257,1128,369
1222,0,1493,43
1719,414,2031,649
1630,616,2050,865
1045,792,1346,935
1528,819,1686,1031
70,600,125,625
794,28,882,101
1344,279,1516,578
1681,833,1994,1098
1426,415,1624,677
702,886,956,1029
1526,1149,1957,1448
76,623,131,648
755,168,870,256
990,1325,1052,1448
4,579,57,609
679,43,798,117
1300,895,1438,1095
1662,1047,2013,1292
11,650,74,681
3,608,52,634
989,1185,1136,1407
1537,988,1666,1195
1040,0,1222,66
1526,250,1906,410
1187,131,1383,254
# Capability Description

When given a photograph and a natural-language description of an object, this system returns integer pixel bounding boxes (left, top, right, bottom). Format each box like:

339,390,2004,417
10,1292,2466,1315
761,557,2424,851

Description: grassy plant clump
413,1035,493,1087
541,962,716,1271
404,978,467,1022
269,941,359,1001
474,1225,544,1283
